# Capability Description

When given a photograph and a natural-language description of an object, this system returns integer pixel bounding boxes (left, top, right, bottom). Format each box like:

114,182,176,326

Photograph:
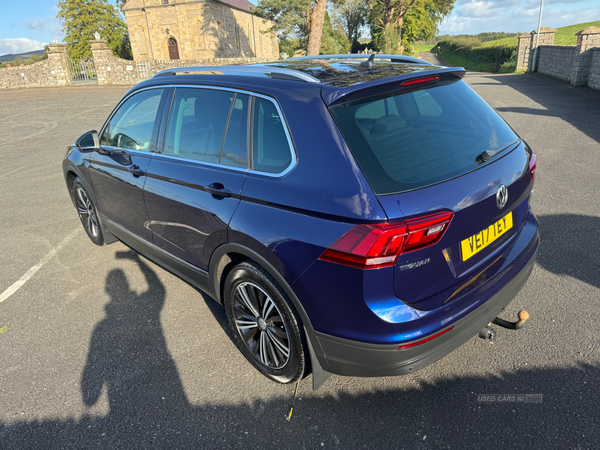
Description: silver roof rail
152,65,320,83
286,54,432,65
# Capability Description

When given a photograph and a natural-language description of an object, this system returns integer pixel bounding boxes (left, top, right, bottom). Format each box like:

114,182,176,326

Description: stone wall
516,27,556,72
90,39,275,85
589,49,600,91
90,40,139,85
0,44,71,90
517,26,600,91
123,0,278,62
1,39,279,90
537,45,577,81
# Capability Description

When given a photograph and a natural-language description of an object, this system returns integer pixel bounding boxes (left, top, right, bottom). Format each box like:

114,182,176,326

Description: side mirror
76,130,99,151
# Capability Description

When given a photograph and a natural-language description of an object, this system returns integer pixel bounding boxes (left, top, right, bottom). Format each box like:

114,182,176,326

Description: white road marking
0,166,25,179
0,228,81,303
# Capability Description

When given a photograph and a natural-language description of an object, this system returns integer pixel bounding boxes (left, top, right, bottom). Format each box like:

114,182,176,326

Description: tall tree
252,0,311,42
320,11,351,54
331,0,368,44
57,0,131,61
253,0,327,55
368,0,454,53
306,0,327,55
401,0,454,46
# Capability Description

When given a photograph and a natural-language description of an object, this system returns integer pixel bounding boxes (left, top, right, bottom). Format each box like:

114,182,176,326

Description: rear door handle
128,164,145,177
205,182,232,198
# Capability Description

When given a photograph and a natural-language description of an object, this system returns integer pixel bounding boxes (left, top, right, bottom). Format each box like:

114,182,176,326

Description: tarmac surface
1,67,599,449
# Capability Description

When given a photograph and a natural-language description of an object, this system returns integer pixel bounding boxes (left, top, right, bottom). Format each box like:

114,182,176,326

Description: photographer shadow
81,250,190,439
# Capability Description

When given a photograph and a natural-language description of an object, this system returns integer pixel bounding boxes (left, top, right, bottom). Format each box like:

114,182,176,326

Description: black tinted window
101,89,163,151
222,94,249,168
252,97,292,174
164,88,239,165
329,80,519,195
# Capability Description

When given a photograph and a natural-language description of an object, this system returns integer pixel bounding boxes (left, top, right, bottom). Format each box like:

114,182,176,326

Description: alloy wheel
76,187,99,238
232,282,291,369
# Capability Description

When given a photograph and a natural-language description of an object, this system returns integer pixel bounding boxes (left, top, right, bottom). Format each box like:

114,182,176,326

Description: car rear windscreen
328,80,520,195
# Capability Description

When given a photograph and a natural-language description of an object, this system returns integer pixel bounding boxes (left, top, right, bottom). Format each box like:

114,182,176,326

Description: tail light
529,154,537,183
319,211,453,269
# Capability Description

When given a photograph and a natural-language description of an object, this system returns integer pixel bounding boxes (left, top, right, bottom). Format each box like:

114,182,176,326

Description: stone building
123,0,278,62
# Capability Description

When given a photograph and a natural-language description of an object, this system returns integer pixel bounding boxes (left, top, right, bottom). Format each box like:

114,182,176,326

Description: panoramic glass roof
259,60,444,87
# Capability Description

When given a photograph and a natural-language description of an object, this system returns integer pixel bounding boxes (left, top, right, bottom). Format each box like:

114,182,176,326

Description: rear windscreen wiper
476,149,497,164
476,140,520,165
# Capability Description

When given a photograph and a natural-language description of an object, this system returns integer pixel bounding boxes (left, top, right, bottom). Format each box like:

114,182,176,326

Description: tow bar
478,310,529,341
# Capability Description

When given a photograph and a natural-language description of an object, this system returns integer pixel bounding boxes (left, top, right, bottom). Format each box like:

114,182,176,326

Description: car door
143,86,249,272
89,87,169,244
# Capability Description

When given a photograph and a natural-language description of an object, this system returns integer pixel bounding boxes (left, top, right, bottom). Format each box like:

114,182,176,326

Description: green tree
368,0,454,53
400,0,454,48
331,0,368,45
252,0,311,41
57,0,132,61
253,0,328,55
320,12,350,54
279,37,301,57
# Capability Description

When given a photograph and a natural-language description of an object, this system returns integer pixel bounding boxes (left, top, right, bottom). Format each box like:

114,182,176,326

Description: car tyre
73,178,104,246
224,261,307,384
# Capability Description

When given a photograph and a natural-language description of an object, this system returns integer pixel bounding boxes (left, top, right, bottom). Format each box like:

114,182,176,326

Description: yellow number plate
461,212,513,261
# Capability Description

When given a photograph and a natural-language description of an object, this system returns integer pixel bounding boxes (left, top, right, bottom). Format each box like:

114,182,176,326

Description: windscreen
329,80,520,195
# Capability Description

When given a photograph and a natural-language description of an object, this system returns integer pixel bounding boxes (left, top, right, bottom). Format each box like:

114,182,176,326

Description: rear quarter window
329,80,519,195
252,96,293,174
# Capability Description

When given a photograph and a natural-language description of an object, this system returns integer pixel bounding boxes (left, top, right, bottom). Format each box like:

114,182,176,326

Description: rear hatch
329,75,535,311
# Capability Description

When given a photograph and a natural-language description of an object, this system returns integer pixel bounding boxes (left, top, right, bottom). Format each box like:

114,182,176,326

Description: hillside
479,20,600,48
0,49,45,63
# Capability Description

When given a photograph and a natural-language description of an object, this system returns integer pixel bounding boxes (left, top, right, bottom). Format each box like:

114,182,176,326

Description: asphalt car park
0,71,599,449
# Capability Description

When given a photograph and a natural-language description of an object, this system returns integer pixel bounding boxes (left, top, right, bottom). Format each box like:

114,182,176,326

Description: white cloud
0,38,45,56
440,0,600,35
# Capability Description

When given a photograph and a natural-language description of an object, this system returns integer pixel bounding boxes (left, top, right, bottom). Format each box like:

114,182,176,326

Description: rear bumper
314,239,537,377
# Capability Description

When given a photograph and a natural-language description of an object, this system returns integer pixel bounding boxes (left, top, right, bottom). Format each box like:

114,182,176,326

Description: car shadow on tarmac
1,248,600,447
535,214,600,290
1,362,599,448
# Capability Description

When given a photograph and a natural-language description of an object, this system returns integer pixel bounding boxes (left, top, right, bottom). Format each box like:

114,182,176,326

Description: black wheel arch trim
65,166,117,245
209,243,333,376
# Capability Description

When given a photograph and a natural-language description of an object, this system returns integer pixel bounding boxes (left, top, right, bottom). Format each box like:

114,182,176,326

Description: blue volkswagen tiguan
63,55,539,388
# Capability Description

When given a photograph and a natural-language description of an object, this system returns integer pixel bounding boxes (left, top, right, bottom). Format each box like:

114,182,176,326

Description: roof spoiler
321,67,466,106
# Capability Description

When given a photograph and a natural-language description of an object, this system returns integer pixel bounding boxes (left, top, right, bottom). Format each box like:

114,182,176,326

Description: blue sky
1,0,598,56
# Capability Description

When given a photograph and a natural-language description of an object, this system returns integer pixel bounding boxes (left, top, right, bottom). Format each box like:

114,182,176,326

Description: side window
101,89,164,151
252,97,292,174
164,88,247,166
222,94,249,168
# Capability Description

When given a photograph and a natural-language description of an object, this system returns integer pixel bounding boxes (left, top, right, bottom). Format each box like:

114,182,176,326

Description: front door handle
205,182,232,198
128,164,145,177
